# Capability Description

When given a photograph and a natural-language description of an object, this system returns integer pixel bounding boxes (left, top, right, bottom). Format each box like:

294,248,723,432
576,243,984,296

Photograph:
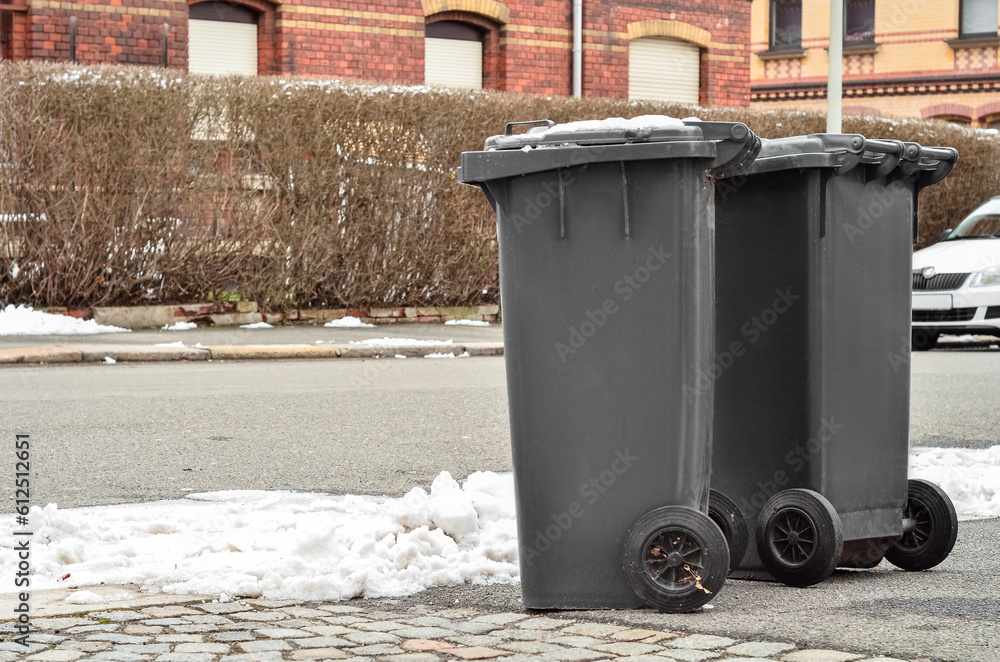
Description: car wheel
911,329,939,351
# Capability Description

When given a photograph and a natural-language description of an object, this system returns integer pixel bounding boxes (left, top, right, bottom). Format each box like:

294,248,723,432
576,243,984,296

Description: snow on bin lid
485,115,708,150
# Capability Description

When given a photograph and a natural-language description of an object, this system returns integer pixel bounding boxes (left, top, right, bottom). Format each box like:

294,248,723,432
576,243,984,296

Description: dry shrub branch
2,63,998,309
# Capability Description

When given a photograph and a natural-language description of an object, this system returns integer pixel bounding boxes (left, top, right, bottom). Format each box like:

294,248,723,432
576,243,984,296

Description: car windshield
946,209,1000,239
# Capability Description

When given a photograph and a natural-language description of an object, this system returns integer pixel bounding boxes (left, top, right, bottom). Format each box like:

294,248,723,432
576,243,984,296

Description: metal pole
162,23,169,68
572,0,582,97
827,0,843,133
69,15,77,63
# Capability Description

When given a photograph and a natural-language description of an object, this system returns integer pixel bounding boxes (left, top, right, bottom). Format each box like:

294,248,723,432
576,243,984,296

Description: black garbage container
459,117,760,612
708,134,960,587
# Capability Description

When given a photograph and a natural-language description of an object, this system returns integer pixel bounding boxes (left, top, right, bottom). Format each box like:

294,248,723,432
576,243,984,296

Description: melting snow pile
444,320,490,327
0,471,517,601
240,321,274,329
0,305,130,335
325,316,375,328
350,338,452,347
162,322,198,331
910,446,1000,518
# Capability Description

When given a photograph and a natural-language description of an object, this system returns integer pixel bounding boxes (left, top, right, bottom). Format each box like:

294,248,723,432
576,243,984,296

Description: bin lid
459,116,760,184
484,116,715,150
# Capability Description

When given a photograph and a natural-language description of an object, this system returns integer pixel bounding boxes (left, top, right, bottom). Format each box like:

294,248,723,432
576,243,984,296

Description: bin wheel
756,489,843,588
708,490,748,572
623,506,729,613
911,330,939,351
885,479,958,571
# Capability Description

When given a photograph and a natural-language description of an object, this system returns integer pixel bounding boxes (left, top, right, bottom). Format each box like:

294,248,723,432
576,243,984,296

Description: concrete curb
0,342,505,364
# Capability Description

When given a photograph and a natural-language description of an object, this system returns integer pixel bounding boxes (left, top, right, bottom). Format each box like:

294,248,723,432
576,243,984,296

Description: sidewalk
0,324,505,365
1,587,902,662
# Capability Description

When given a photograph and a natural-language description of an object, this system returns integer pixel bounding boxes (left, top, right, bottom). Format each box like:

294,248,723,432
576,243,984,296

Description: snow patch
424,352,471,359
351,338,453,347
162,322,198,331
0,305,130,336
155,341,186,348
909,446,1000,518
444,319,490,327
540,115,686,135
325,316,375,328
65,590,134,604
240,322,273,329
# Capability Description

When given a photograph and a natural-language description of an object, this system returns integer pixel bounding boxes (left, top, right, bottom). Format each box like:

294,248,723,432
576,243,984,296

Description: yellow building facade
750,0,1000,126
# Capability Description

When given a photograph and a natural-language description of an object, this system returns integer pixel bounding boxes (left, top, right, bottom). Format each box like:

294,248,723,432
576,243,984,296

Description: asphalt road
1,348,999,661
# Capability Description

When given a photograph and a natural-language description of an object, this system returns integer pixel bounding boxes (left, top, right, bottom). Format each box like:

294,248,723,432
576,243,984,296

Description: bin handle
504,120,555,136
863,139,905,179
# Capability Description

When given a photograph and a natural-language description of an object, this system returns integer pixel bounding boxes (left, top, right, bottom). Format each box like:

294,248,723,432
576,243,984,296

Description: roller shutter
425,37,483,90
628,37,700,103
189,19,258,76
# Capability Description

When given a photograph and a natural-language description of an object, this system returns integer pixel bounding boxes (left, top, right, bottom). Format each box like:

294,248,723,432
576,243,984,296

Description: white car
911,197,1000,350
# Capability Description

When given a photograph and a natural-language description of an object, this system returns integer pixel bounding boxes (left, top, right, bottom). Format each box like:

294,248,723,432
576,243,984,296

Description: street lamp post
827,0,844,133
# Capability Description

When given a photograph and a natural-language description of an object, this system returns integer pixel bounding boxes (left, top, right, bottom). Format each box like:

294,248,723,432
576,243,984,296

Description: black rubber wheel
885,479,958,571
756,489,843,588
623,506,730,613
708,490,748,572
911,329,939,351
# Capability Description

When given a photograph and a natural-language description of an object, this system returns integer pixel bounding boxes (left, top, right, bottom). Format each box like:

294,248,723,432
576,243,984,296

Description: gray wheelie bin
458,117,760,612
707,134,960,587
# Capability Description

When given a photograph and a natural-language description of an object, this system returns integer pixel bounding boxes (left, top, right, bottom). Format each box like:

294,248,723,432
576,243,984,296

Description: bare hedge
2,63,998,309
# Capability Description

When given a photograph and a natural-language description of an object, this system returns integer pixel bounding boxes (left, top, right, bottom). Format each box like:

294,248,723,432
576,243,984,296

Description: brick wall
1,0,752,106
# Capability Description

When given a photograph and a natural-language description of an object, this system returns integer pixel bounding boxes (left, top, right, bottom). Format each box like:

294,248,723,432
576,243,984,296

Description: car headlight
970,264,1000,287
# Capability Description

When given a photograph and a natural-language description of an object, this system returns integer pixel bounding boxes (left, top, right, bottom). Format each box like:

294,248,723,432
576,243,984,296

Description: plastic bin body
711,136,957,574
460,120,759,608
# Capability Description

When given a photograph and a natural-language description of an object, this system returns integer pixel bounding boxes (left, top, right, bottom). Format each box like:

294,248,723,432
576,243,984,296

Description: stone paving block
230,611,288,622
548,649,609,662
89,653,152,662
720,658,778,662
666,635,735,650
561,623,628,638
194,603,252,615
606,656,666,662
403,638,458,651
171,625,217,634
382,655,442,662
0,642,46,653
27,634,67,644
26,650,84,661
245,599,300,608
91,611,146,623
447,635,503,647
591,642,664,656
183,615,235,625
339,657,375,662
33,618,96,630
403,616,455,628
256,627,314,639
220,653,284,662
113,644,171,654
173,642,231,653
212,632,256,643
125,625,164,636
452,622,502,635
288,649,350,660
239,639,294,653
57,641,112,652
142,619,188,626
782,652,863,662
855,659,907,662
306,625,358,637
516,617,571,630
500,641,566,654
446,646,514,659
345,631,402,645
141,607,201,618
282,607,334,619
67,624,119,634
354,621,407,632
726,642,796,657
612,629,673,642
86,634,151,645
315,605,366,614
152,653,216,662
322,616,372,626
393,627,457,639
155,635,202,644
493,628,553,642
658,650,720,661
293,637,360,649
350,644,406,656
546,636,602,648
470,613,529,626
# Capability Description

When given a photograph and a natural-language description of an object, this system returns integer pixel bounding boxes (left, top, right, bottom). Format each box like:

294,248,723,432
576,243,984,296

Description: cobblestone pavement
3,599,914,662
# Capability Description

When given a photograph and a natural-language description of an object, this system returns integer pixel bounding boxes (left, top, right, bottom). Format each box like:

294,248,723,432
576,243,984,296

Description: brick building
751,0,1000,126
0,0,751,106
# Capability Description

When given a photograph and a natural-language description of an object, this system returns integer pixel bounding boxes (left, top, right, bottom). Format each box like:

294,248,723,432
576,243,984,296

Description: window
424,21,484,90
628,37,700,103
770,0,802,50
845,0,875,43
188,1,259,76
961,0,999,37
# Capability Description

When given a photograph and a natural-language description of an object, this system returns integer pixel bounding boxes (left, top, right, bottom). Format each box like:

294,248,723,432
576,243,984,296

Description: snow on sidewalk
2,448,996,603
1,471,518,602
0,305,130,335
